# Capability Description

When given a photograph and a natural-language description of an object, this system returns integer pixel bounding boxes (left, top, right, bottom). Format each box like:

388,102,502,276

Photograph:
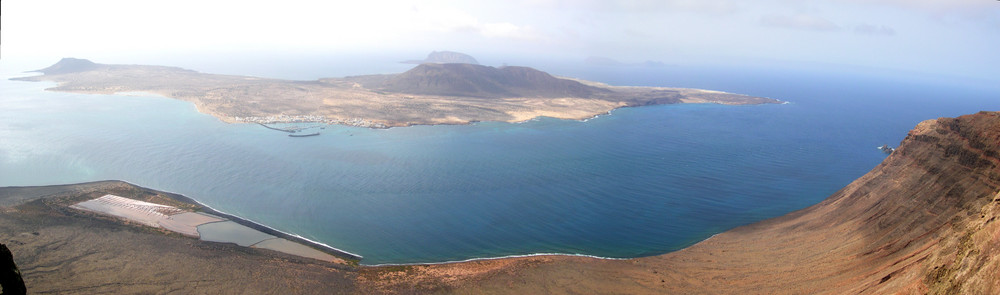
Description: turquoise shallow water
1,64,996,264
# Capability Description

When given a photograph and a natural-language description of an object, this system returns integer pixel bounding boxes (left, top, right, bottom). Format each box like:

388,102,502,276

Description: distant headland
401,50,480,65
12,56,780,128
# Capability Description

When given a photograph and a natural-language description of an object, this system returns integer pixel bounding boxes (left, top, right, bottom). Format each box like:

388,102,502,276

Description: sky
2,0,998,81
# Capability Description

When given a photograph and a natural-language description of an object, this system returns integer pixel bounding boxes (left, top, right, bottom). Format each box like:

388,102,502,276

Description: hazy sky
3,0,998,81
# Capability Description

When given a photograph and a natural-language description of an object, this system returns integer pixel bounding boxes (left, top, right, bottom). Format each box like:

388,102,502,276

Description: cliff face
742,111,1000,293
891,112,1000,293
362,111,1000,294
633,111,1000,294
0,243,26,295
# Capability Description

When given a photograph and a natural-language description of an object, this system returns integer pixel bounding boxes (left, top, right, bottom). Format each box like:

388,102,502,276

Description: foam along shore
70,194,344,263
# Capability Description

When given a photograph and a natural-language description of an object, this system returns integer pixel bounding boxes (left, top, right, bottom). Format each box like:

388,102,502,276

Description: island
12,57,780,128
401,50,481,65
3,111,998,293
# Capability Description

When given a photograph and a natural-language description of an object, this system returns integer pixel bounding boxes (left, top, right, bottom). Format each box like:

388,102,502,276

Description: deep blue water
1,61,996,264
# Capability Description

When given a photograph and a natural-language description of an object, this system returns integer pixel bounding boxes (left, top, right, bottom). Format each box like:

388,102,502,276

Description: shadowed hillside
372,63,611,98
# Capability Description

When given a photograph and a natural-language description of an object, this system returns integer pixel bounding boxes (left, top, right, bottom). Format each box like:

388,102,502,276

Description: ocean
1,59,996,265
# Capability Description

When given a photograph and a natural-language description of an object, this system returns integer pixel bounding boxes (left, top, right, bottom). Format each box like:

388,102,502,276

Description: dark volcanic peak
403,51,480,65
36,58,100,74
378,63,609,98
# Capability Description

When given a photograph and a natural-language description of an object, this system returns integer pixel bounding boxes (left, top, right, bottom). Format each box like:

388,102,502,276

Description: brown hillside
361,111,1000,294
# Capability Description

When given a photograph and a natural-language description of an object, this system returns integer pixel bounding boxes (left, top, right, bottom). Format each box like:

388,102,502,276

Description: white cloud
479,23,543,40
0,0,549,60
760,14,840,31
846,0,996,16
659,0,741,15
854,24,895,36
405,6,543,40
512,0,742,15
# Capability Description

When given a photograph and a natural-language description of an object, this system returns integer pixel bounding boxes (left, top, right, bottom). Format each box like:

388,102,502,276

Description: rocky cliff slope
360,111,1000,294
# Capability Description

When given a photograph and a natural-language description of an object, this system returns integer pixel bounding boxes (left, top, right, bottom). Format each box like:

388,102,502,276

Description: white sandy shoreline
109,180,364,260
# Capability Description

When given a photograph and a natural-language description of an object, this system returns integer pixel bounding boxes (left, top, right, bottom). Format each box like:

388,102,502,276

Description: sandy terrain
67,194,347,264
70,194,184,227
159,212,224,237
